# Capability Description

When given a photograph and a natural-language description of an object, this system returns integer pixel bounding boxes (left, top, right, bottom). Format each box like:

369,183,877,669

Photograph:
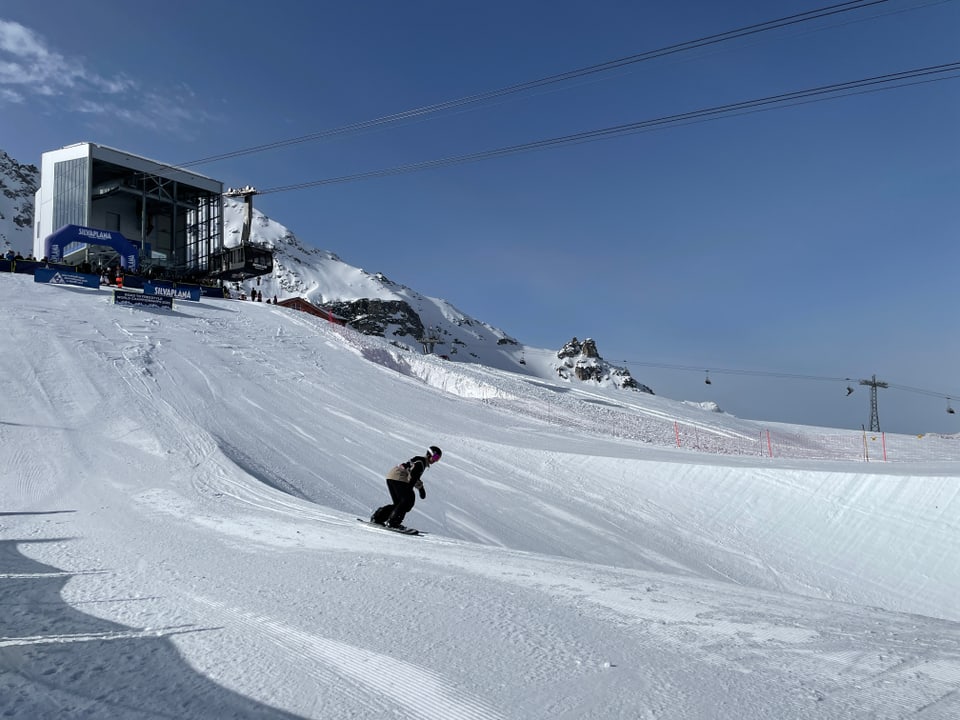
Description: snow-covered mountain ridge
0,150,39,256
223,196,646,390
0,146,644,392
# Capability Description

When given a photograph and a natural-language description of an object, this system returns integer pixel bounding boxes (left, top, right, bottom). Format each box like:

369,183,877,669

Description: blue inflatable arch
44,224,140,272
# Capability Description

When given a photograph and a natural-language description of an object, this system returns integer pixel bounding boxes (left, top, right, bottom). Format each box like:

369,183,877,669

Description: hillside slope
3,256,960,719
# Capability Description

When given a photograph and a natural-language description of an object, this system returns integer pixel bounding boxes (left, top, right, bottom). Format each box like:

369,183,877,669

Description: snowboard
357,518,423,536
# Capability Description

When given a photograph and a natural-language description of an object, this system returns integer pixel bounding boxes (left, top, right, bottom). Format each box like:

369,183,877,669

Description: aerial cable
176,0,894,168
887,383,960,399
620,360,959,402
255,62,960,195
621,360,851,383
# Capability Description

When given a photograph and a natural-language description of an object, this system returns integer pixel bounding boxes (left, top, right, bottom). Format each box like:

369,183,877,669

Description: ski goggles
429,452,441,463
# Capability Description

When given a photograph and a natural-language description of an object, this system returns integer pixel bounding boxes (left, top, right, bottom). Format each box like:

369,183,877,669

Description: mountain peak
555,337,652,392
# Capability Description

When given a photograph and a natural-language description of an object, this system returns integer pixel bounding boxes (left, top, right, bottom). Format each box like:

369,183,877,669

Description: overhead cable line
887,383,960,399
620,359,959,401
255,62,960,195
177,0,894,167
621,360,850,383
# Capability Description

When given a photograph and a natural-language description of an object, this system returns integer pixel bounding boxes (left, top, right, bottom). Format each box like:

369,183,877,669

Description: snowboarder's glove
418,487,426,500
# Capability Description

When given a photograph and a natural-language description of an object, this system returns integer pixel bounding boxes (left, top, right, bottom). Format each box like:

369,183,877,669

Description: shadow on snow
0,537,304,719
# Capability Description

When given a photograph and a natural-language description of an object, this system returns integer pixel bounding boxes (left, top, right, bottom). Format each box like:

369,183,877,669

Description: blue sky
2,0,958,434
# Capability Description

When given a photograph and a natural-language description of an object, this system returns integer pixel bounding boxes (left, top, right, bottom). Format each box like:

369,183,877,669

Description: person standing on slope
370,446,442,532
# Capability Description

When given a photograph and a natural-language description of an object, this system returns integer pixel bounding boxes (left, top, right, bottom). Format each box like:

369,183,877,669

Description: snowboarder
370,446,442,532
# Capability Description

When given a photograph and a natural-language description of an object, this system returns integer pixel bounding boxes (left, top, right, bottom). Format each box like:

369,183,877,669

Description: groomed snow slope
2,272,959,719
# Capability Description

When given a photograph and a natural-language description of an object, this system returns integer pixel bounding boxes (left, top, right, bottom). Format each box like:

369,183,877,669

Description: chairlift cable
255,63,960,195
619,359,959,404
175,0,897,168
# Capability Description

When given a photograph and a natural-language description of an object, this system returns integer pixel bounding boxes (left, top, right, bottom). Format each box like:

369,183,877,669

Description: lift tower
419,325,442,355
212,185,273,281
224,185,258,245
859,374,889,432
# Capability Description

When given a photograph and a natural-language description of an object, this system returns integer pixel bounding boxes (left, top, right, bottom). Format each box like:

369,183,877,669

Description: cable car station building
32,142,271,282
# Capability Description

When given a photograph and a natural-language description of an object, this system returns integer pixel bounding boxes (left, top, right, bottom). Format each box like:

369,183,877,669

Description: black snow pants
372,479,416,526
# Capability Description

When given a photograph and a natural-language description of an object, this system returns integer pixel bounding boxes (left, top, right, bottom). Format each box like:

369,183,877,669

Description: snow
222,198,529,376
2,271,960,719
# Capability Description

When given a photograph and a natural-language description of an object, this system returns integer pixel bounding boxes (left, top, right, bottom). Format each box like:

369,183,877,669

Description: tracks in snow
189,595,507,720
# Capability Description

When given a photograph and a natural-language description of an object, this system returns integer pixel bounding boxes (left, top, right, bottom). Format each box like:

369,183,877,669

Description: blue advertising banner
113,289,173,309
34,267,101,289
12,260,43,275
201,285,229,298
143,281,202,302
44,225,140,272
120,274,144,290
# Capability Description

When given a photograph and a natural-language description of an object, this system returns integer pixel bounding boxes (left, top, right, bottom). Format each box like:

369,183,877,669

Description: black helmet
428,446,442,462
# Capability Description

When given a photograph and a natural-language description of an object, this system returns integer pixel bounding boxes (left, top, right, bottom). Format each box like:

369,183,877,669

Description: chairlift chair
704,371,712,385
948,398,956,415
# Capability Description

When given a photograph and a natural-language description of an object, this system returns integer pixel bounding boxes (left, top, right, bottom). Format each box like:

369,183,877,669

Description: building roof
51,142,221,194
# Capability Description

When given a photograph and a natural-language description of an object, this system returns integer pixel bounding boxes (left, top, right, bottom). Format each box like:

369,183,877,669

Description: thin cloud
0,20,90,95
0,18,212,134
0,86,23,103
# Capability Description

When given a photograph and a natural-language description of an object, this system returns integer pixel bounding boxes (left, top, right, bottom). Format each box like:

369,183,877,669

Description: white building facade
33,143,224,279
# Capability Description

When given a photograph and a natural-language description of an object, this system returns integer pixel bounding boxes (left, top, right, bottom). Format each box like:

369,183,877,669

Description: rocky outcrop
0,151,39,253
325,298,425,340
556,337,653,393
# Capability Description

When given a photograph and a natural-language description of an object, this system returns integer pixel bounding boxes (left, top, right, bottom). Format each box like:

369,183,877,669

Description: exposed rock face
556,337,653,393
325,298,425,340
0,151,39,254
